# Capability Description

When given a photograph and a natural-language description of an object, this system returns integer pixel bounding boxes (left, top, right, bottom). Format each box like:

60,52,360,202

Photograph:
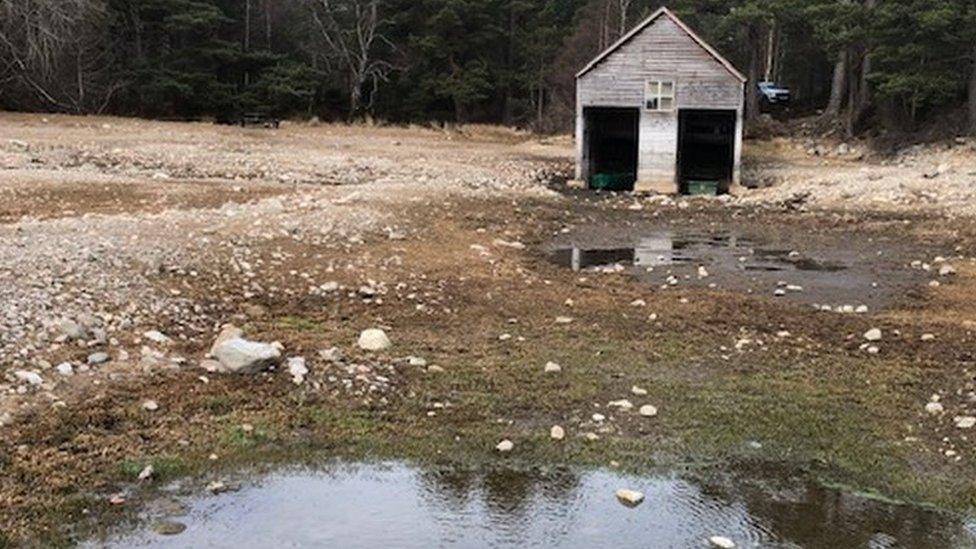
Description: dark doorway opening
584,107,639,191
677,109,736,194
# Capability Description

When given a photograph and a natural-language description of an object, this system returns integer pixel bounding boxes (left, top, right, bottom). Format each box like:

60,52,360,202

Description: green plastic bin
685,180,719,196
589,173,635,191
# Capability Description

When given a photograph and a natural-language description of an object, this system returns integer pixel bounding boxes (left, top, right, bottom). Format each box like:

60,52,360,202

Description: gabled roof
575,6,746,82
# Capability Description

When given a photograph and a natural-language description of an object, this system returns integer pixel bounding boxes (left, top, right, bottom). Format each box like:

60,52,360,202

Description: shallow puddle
549,229,916,311
95,463,974,548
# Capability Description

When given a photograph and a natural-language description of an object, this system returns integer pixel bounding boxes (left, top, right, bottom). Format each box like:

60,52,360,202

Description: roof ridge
575,6,746,83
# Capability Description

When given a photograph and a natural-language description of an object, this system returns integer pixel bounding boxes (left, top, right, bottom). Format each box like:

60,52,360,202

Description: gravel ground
0,114,570,423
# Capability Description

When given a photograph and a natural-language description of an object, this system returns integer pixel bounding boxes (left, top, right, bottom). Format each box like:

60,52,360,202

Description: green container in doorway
589,173,635,191
685,180,719,196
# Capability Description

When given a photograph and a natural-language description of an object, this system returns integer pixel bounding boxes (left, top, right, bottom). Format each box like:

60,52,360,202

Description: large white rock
496,439,514,452
709,536,736,548
209,325,244,356
639,405,659,417
358,329,391,351
864,328,883,342
550,425,566,440
615,489,645,507
212,338,282,374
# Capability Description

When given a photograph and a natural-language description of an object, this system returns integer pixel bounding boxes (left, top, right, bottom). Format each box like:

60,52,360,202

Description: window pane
659,97,673,111
661,81,674,96
646,97,659,110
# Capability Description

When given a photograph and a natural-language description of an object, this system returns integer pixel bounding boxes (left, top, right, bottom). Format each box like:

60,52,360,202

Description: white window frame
644,80,675,112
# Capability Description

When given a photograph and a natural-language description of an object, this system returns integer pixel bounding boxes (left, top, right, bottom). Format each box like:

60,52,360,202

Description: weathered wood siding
576,15,744,193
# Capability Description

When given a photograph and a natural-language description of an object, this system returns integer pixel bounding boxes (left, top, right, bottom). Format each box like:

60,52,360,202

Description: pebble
14,370,43,386
608,399,634,410
544,361,562,373
615,489,645,507
639,405,658,417
631,386,648,396
153,521,187,536
87,352,110,365
286,356,309,385
496,439,514,452
864,328,882,341
550,425,566,440
138,464,155,481
55,363,74,376
142,400,159,412
554,316,574,324
709,536,736,548
925,401,944,415
591,413,606,422
143,330,172,345
954,416,976,429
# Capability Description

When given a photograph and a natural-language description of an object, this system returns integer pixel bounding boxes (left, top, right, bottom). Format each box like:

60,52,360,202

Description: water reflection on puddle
98,464,974,548
548,230,896,311
551,232,844,273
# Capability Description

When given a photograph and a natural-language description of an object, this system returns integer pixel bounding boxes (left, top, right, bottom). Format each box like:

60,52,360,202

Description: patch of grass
117,456,188,483
204,395,235,416
221,424,273,449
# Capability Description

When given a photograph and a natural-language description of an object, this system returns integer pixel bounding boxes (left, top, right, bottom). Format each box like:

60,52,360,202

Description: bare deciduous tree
305,0,394,118
0,0,122,113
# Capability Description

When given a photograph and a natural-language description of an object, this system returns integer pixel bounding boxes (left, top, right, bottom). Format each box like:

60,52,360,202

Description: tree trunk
970,44,976,133
745,25,762,122
825,50,847,117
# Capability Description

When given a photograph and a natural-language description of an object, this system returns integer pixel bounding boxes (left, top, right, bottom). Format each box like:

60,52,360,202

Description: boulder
615,489,645,507
358,329,391,351
209,324,244,356
212,337,282,374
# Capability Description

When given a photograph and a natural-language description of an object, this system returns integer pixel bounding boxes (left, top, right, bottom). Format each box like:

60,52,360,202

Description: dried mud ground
3,114,976,545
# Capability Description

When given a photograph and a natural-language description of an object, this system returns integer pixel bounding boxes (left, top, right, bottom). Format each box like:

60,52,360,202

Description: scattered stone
143,400,159,412
544,361,562,373
143,330,172,345
921,333,936,341
939,265,957,277
608,399,634,410
212,337,283,374
496,439,514,452
615,489,645,507
709,536,736,549
592,413,606,422
13,370,43,386
550,425,566,440
55,362,74,376
925,401,944,415
58,319,88,341
630,299,647,307
87,352,110,365
554,316,574,324
639,405,659,417
153,521,187,536
138,464,155,481
631,386,648,396
109,493,127,505
954,416,976,429
358,329,392,351
408,356,428,367
863,328,882,342
287,357,309,385
426,364,445,373
206,480,238,494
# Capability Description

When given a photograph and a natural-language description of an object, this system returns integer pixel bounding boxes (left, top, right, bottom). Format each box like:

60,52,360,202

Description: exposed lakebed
549,228,926,312
93,463,975,548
